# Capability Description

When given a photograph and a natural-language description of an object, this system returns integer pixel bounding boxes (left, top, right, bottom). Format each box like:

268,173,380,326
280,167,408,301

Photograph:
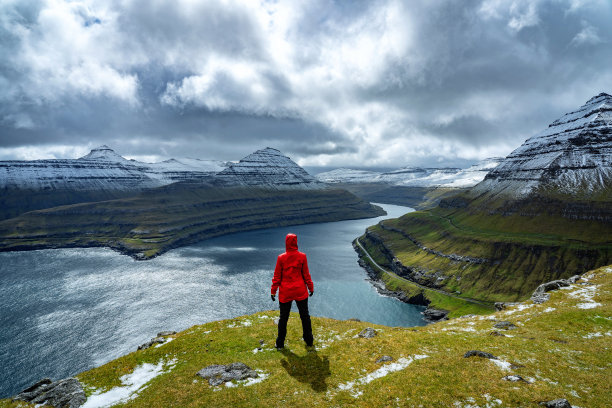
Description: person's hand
271,295,276,301
309,291,314,297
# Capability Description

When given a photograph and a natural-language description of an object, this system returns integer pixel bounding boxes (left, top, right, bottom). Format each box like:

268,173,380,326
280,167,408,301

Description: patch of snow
503,304,533,315
224,370,269,388
567,283,601,309
82,359,177,408
543,307,556,313
227,320,253,328
336,355,429,397
490,359,513,371
582,332,603,339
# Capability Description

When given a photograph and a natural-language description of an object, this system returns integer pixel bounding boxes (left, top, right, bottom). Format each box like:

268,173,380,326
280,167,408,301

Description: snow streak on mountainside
0,146,227,191
216,147,325,189
471,92,612,198
317,158,501,188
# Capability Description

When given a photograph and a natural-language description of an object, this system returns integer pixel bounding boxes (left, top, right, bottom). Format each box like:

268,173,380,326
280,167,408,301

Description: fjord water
0,203,425,397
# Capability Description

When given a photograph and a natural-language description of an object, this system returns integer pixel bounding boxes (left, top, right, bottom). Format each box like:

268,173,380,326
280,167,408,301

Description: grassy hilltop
2,266,610,408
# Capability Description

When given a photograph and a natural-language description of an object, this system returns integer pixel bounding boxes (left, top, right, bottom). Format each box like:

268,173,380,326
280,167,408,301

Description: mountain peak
217,147,323,189
80,146,127,162
471,93,612,199
585,92,612,105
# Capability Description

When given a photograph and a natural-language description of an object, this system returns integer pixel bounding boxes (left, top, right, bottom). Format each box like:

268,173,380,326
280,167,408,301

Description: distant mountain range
0,145,228,191
0,146,381,259
316,158,502,188
0,145,326,192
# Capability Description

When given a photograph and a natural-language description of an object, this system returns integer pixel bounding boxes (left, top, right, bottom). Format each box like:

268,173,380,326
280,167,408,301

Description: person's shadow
280,348,331,392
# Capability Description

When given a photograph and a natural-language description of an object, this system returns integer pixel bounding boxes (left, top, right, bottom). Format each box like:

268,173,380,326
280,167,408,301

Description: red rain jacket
271,234,314,303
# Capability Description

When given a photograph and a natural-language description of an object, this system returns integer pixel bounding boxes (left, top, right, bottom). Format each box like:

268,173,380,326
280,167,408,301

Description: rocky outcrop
13,377,86,408
375,355,394,363
531,275,581,304
137,331,176,350
196,363,259,386
539,399,572,408
493,321,517,330
358,328,378,338
356,256,430,307
463,350,497,359
422,308,449,322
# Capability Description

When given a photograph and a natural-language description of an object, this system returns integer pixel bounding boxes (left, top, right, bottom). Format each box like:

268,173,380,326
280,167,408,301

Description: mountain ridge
358,93,612,304
317,157,502,188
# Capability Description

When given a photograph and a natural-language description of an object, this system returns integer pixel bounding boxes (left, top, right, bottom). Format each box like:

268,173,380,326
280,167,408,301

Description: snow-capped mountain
216,147,325,189
0,145,227,191
471,92,612,198
317,158,501,188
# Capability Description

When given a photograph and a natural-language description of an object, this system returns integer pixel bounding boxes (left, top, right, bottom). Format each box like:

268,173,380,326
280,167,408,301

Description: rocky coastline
353,242,449,322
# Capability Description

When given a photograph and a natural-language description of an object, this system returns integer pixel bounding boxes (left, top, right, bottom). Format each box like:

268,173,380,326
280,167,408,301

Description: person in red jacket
271,233,314,349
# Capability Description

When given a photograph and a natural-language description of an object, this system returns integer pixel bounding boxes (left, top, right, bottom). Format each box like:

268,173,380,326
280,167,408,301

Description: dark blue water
0,203,425,397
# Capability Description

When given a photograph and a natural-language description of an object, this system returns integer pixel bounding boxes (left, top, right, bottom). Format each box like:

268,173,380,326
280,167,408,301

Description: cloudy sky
0,0,610,169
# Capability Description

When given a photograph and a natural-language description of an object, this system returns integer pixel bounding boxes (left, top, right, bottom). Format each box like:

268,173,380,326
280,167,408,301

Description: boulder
539,398,572,408
489,331,506,337
493,321,517,330
196,362,258,386
463,350,497,359
14,377,86,408
422,308,449,321
531,277,580,304
138,336,166,350
376,355,393,363
358,328,377,338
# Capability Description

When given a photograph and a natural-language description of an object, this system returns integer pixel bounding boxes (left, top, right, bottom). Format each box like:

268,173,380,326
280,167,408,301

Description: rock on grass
463,350,497,359
196,363,258,386
358,327,377,338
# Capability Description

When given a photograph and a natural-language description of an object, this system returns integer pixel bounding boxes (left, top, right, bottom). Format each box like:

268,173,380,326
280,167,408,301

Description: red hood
285,233,298,252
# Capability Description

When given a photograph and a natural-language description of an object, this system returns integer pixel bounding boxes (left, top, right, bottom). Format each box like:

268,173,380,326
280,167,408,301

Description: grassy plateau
2,265,610,408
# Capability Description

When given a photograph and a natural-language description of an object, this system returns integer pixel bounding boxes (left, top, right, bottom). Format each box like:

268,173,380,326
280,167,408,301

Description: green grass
360,205,612,302
3,266,610,408
357,239,494,317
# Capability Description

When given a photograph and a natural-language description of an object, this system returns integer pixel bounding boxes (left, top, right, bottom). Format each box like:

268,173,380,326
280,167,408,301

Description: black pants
276,297,313,347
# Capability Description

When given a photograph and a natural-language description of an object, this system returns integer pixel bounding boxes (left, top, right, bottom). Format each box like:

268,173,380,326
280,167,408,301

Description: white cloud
5,0,139,104
570,23,604,47
478,0,541,33
1,0,611,167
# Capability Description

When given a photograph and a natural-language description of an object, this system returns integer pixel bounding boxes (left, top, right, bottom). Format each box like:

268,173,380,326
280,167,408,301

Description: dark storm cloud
0,0,611,167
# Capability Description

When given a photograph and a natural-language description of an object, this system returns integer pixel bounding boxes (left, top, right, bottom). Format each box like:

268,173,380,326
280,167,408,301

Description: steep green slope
0,188,138,221
0,183,384,260
3,266,610,408
360,205,611,302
